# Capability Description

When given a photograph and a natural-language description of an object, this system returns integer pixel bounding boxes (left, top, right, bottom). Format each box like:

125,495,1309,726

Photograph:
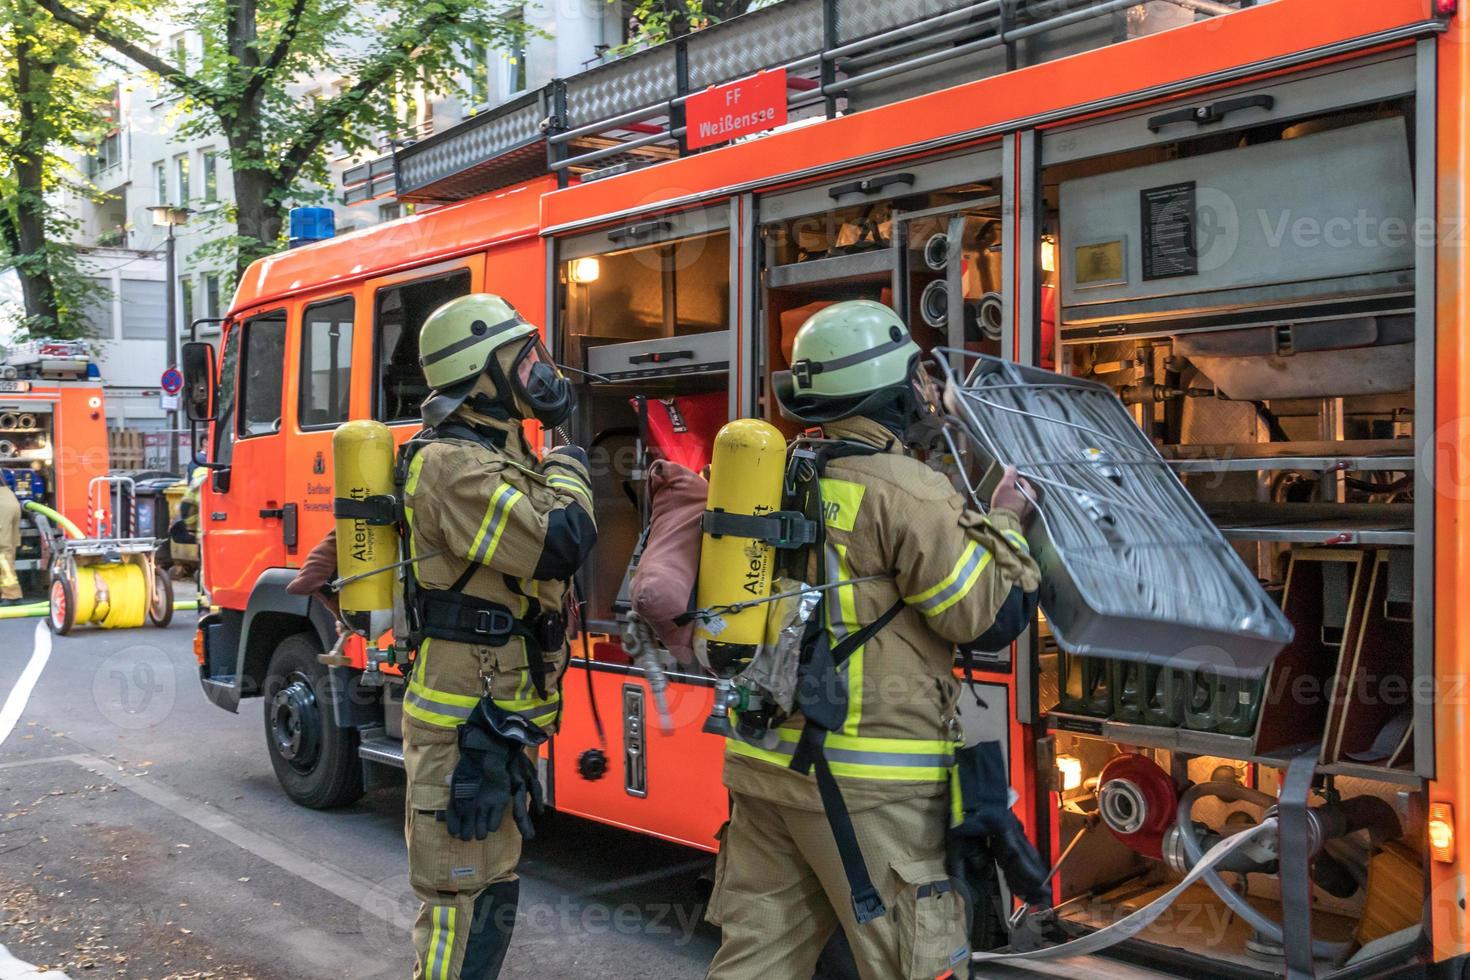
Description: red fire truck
188,0,1470,972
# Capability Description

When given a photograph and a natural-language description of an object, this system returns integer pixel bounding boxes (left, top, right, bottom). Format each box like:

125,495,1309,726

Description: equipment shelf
1047,713,1425,786
765,249,895,290
1205,502,1414,546
1165,439,1415,474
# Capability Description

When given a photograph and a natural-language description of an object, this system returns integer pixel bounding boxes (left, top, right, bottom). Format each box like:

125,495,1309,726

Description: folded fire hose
972,817,1279,963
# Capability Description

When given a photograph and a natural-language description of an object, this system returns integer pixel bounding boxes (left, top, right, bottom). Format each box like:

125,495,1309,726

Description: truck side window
213,324,241,468
299,296,354,428
373,269,472,422
237,309,287,438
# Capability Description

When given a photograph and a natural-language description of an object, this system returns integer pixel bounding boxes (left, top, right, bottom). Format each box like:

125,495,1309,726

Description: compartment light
1056,754,1083,793
1040,236,1058,274
1429,802,1456,863
568,257,601,284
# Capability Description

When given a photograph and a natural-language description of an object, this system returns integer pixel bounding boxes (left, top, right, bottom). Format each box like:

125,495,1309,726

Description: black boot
461,879,519,979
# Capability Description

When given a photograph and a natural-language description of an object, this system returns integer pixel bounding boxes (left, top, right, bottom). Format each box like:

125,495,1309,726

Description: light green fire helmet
772,299,923,424
418,293,537,427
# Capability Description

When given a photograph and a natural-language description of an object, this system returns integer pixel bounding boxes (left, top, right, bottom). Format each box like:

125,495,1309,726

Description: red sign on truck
685,68,789,150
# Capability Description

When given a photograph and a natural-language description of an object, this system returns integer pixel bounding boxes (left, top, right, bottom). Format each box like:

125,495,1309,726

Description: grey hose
1175,781,1353,961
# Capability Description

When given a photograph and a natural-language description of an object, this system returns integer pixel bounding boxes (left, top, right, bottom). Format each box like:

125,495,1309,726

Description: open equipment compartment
1021,49,1434,976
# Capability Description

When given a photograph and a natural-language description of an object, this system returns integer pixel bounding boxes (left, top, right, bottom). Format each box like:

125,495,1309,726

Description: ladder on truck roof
342,0,1257,207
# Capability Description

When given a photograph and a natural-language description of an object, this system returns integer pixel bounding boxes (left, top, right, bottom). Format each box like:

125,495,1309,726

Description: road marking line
571,857,710,898
0,623,51,750
0,943,72,979
69,754,402,928
0,753,91,771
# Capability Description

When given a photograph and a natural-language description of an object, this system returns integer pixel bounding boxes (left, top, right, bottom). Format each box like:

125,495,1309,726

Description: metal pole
163,223,178,473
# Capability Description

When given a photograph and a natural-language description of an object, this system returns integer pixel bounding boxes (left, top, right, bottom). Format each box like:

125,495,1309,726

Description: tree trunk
12,39,62,332
230,162,284,277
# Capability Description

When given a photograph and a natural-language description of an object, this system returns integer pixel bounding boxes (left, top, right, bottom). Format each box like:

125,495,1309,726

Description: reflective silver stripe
825,747,953,768
406,688,474,723
470,485,519,563
816,334,911,373
429,905,452,980
912,544,986,615
732,736,951,769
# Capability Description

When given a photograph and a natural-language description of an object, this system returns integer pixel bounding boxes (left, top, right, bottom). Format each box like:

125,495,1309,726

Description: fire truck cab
190,0,1470,973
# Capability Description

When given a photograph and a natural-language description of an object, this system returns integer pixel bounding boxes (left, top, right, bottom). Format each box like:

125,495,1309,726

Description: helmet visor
513,336,563,388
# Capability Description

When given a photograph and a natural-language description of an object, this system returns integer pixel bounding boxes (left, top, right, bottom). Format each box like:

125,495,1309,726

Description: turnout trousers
705,790,970,980
405,721,524,980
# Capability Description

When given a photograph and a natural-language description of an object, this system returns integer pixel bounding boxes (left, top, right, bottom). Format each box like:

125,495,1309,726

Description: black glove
507,748,545,840
440,700,548,842
950,740,1052,907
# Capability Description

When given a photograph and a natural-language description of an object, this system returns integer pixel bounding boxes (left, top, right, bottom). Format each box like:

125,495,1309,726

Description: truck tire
262,633,364,809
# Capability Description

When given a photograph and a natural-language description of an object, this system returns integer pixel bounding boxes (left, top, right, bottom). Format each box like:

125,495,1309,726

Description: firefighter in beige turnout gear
402,293,595,980
0,484,22,603
705,301,1045,980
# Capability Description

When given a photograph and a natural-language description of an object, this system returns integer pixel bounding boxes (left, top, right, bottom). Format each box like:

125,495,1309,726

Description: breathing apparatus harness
697,434,905,925
367,421,567,697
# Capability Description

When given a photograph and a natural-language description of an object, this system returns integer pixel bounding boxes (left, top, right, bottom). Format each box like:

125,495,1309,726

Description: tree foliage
36,0,529,274
0,0,109,339
617,0,757,51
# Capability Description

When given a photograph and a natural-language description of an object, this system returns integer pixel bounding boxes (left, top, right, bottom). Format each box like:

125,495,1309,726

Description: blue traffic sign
161,367,184,395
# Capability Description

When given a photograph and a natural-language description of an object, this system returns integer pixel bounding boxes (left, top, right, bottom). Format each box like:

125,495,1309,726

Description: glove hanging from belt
440,699,549,842
948,740,1051,907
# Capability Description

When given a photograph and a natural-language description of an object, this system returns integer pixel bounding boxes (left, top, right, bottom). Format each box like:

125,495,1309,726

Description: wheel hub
270,674,322,772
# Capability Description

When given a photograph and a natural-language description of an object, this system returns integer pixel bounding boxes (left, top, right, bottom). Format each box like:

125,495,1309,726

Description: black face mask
510,338,576,428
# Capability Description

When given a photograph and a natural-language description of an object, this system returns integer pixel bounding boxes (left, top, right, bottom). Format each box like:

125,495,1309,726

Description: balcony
391,0,1268,203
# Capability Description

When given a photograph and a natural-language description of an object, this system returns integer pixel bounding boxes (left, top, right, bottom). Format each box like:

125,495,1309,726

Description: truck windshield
212,324,240,468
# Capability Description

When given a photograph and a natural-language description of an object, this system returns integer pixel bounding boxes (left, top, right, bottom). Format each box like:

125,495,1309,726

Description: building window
203,274,220,318
172,34,187,70
202,151,218,203
378,202,401,223
119,278,166,339
174,154,190,204
153,161,167,204
179,275,194,331
299,296,355,427
88,132,121,178
469,44,491,109
499,12,527,98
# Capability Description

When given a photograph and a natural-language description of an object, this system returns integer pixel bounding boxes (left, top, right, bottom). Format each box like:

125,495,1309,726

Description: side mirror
182,341,217,422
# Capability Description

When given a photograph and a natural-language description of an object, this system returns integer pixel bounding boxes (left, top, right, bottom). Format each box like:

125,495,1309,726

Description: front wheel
262,633,364,809
48,575,75,635
147,568,173,628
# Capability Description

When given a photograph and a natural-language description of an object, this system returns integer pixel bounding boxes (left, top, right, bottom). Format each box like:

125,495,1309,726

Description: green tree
618,0,756,50
36,0,528,274
0,0,108,339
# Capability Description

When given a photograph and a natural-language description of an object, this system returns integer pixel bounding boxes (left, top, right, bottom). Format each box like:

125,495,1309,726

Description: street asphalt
0,612,720,979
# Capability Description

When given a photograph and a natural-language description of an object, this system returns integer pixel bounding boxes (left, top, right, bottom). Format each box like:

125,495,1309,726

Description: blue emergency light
288,207,335,248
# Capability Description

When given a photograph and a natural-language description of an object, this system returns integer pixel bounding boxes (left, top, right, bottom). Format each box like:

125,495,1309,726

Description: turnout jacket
400,411,595,749
723,416,1040,812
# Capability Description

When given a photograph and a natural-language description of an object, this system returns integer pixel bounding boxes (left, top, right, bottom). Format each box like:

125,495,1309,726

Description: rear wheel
262,633,363,808
48,575,75,635
147,568,173,627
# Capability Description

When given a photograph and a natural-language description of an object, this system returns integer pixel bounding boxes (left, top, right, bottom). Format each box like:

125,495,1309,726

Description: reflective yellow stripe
904,541,994,617
494,689,562,728
405,452,425,496
404,640,480,729
468,484,523,564
725,728,953,782
833,543,863,736
426,904,456,980
819,478,866,532
547,474,591,505
1001,528,1029,553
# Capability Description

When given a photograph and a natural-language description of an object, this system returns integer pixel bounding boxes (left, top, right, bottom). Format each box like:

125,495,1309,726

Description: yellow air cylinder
333,420,397,639
695,419,787,674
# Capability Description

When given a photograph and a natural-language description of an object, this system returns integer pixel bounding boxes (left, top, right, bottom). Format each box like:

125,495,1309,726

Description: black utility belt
417,590,565,652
